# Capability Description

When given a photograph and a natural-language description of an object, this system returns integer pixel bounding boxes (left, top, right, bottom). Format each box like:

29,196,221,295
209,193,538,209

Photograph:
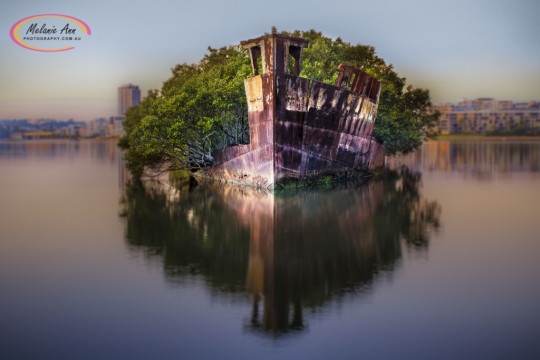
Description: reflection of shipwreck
122,169,441,337
199,34,386,188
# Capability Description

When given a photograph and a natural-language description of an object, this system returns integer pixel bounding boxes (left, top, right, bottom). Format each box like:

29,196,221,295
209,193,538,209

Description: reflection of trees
119,169,440,337
120,177,251,293
375,167,440,253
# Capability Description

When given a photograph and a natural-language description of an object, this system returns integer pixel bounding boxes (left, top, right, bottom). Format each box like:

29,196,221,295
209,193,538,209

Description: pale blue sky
1,0,539,121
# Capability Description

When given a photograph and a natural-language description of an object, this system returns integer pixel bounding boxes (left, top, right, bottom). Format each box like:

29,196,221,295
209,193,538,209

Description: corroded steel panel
276,75,309,123
245,76,263,112
204,144,274,187
275,145,303,170
302,126,340,161
275,121,303,148
336,64,357,89
262,38,274,75
273,74,310,175
306,81,348,131
213,144,250,166
337,93,363,135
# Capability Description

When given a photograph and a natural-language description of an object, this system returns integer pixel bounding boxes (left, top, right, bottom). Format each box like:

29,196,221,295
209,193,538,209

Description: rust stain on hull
199,34,385,188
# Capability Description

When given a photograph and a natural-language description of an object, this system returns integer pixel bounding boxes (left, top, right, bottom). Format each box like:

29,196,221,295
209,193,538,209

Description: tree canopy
119,30,439,178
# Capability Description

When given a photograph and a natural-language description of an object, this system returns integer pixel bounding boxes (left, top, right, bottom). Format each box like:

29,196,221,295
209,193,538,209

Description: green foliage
120,30,439,178
484,125,540,137
120,46,252,177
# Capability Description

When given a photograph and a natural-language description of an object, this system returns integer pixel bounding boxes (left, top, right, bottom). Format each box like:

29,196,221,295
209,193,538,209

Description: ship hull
198,34,385,189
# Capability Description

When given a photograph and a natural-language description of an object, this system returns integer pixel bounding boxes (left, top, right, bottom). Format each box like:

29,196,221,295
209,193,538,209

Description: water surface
0,139,539,359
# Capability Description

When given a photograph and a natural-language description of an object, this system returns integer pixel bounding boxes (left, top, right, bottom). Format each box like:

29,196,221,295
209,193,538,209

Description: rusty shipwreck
199,33,385,188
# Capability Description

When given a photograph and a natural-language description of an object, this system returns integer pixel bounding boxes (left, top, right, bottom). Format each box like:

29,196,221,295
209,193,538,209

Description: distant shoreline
434,134,540,141
0,137,120,142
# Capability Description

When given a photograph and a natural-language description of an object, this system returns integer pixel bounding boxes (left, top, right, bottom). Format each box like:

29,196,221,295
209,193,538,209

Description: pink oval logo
10,14,91,52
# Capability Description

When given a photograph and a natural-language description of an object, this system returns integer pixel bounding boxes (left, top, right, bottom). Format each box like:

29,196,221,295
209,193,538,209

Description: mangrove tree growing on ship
119,30,439,178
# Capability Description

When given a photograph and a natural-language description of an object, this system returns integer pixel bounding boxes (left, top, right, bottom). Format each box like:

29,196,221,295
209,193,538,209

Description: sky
1,0,539,122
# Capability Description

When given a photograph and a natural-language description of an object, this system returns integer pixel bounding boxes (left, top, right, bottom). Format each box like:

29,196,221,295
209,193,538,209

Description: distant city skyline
1,0,539,121
431,97,540,134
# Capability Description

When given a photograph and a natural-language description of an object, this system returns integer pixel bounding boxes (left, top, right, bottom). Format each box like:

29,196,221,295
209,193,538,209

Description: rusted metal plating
202,34,385,188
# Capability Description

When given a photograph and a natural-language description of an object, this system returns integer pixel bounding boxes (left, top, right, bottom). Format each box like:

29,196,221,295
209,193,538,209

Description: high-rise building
118,84,141,115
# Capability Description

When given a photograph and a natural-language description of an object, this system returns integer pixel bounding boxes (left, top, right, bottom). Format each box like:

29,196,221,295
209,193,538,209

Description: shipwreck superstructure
200,34,385,188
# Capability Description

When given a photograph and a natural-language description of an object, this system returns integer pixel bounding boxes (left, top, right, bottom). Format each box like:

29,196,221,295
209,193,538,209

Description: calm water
1,139,539,359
